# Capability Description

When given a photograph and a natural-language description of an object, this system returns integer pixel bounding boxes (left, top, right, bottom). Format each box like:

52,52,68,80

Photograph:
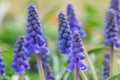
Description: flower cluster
66,3,86,37
41,42,55,80
24,3,49,57
44,64,55,80
11,36,30,73
67,31,87,71
109,0,120,31
104,9,120,47
58,12,72,54
103,51,110,79
35,46,55,80
0,50,5,75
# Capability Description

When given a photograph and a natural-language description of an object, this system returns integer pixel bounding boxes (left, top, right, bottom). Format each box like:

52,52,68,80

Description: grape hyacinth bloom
104,9,120,47
58,12,72,54
67,31,87,80
0,50,5,76
24,3,49,57
103,51,110,80
36,52,55,80
109,0,120,31
67,31,87,71
40,40,55,80
24,3,49,80
104,9,120,76
11,36,30,80
45,64,55,80
67,3,86,37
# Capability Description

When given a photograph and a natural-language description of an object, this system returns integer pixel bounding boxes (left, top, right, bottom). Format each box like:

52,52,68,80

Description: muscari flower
109,0,120,31
67,31,87,71
35,53,55,80
66,3,86,37
58,12,72,54
104,9,120,47
11,36,30,73
103,51,110,80
45,64,55,80
0,50,5,75
24,3,49,58
40,40,55,80
34,41,55,80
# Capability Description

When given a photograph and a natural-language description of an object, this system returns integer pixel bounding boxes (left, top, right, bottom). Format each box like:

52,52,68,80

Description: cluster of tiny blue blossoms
67,31,87,71
58,12,72,54
24,3,49,57
11,36,30,73
39,40,55,80
109,0,120,31
34,40,55,80
67,3,86,37
0,50,5,75
104,9,120,47
103,51,110,79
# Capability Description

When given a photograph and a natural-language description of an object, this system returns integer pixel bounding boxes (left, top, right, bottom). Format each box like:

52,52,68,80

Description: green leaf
107,72,120,80
88,46,108,55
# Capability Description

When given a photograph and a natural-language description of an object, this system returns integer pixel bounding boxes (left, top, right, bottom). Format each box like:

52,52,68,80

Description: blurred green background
1,0,120,80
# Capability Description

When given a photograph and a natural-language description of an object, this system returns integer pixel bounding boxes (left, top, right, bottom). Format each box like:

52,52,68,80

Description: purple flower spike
24,3,49,57
109,0,120,31
67,3,86,37
58,12,72,54
104,9,120,47
0,50,5,75
67,31,87,71
103,51,110,79
11,36,30,73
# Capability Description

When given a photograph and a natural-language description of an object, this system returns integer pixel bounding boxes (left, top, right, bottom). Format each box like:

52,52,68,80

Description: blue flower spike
58,12,72,54
109,0,120,31
103,51,110,79
67,3,86,37
104,9,120,48
24,3,49,58
0,49,5,76
67,31,87,71
24,3,50,80
11,36,30,74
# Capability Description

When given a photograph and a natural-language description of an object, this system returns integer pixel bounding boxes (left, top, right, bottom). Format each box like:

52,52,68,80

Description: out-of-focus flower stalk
36,54,45,80
79,69,88,80
103,51,110,80
24,3,50,80
83,46,98,80
104,9,120,76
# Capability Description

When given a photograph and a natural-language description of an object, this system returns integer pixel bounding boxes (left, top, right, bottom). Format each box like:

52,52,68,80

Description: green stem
36,54,45,80
107,72,120,80
79,69,88,80
0,74,2,80
19,73,24,80
110,42,114,76
75,63,79,80
83,45,98,80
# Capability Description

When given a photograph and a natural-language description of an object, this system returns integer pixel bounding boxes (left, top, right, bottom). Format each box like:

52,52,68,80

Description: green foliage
0,0,119,80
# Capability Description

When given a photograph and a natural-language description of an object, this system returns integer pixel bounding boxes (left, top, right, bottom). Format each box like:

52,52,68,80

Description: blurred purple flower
24,3,49,57
58,12,72,54
104,9,120,47
109,0,120,31
34,40,55,80
0,50,5,75
103,51,110,79
67,31,87,71
11,36,30,73
67,3,86,37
